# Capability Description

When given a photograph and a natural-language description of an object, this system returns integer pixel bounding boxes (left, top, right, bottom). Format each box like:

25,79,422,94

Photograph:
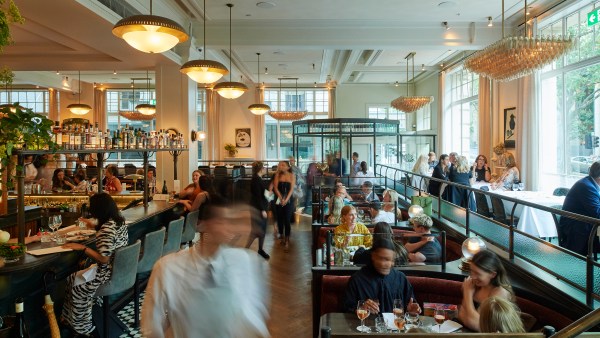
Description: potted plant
0,105,57,214
0,1,24,52
224,143,238,157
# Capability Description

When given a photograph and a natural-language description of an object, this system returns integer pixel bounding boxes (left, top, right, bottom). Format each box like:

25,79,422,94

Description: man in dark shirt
344,239,421,314
404,214,441,263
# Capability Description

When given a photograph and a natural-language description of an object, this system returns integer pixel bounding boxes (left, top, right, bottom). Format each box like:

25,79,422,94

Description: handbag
292,185,304,199
411,195,433,216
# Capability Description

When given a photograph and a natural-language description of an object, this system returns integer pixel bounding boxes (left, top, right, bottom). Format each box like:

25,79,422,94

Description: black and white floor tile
116,291,145,338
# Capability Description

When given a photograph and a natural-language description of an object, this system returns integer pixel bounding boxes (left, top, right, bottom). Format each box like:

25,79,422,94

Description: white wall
218,86,258,160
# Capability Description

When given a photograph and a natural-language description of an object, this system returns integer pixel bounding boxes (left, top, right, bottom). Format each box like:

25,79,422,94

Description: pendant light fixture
112,0,188,54
120,79,155,121
391,53,433,113
248,53,270,115
268,78,307,121
67,71,92,115
135,71,156,115
214,3,248,99
180,0,229,84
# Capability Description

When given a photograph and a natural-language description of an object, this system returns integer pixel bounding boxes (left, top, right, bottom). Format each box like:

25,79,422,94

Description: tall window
0,89,50,114
264,88,329,160
367,105,407,130
106,89,156,165
538,1,600,190
197,88,206,161
443,67,479,162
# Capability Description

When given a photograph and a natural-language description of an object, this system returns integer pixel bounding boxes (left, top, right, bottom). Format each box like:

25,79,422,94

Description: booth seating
319,275,574,332
133,227,165,328
94,240,141,338
162,217,184,256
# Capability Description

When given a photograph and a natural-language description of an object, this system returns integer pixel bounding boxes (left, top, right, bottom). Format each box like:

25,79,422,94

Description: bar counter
0,200,179,337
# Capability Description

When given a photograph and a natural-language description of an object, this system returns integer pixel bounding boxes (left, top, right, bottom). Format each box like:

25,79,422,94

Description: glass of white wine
434,307,446,333
356,300,370,333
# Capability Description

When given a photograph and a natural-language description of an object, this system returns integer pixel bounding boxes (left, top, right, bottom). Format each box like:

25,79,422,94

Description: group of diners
343,239,527,333
415,151,519,209
331,206,442,265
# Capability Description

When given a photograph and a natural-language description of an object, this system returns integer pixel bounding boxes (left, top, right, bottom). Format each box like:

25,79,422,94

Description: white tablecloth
472,183,564,238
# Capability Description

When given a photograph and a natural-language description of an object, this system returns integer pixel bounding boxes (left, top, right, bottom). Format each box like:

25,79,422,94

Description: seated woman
71,173,88,192
179,175,212,212
458,250,514,332
61,193,129,336
327,185,346,224
351,161,374,186
382,189,403,220
179,170,203,202
471,154,491,182
404,214,441,263
334,205,372,248
428,154,450,199
353,222,408,266
103,165,123,193
51,168,75,192
449,155,474,210
492,152,519,190
411,154,430,191
479,297,525,333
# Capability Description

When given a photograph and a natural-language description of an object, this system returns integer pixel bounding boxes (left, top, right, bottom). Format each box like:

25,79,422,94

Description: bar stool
163,217,184,256
133,227,165,328
181,210,199,248
94,240,141,338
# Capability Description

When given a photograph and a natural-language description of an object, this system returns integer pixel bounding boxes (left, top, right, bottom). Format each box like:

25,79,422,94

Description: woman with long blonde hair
411,154,430,191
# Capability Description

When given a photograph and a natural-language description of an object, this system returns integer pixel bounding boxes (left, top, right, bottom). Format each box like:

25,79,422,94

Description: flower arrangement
0,242,25,260
224,143,238,156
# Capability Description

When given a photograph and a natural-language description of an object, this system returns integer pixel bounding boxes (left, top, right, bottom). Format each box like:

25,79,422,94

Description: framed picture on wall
235,128,251,148
504,107,516,149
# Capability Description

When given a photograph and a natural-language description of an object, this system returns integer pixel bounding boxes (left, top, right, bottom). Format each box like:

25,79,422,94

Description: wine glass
393,299,404,318
50,215,62,240
356,300,370,333
434,307,446,333
358,209,365,221
518,182,524,191
512,182,519,191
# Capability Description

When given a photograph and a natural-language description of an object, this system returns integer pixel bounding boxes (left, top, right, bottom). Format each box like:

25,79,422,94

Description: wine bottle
12,297,29,338
161,180,168,194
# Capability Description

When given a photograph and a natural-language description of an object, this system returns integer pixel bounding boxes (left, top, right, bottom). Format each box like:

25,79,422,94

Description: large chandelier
112,0,188,54
120,79,155,121
67,71,92,115
248,53,270,115
214,4,247,99
268,78,307,121
180,0,229,84
135,71,156,116
391,52,433,113
464,0,574,82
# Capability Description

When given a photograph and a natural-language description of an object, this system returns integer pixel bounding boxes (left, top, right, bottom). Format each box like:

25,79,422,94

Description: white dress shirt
371,210,396,224
142,245,270,338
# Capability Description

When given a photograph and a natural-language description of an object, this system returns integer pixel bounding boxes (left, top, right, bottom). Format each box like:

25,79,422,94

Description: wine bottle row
51,122,186,150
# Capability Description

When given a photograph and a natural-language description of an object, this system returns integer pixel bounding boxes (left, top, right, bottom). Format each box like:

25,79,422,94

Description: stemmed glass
358,209,365,221
49,215,62,240
393,299,405,332
434,307,446,333
356,300,370,333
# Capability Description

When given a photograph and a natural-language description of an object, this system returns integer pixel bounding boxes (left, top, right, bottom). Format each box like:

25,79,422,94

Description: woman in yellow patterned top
334,205,372,248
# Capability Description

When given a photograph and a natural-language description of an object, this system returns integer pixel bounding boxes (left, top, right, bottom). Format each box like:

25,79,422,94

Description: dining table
471,183,565,238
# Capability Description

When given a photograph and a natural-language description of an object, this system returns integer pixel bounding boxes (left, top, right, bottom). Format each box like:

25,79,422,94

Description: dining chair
163,217,184,256
474,190,492,218
552,187,570,196
214,165,228,177
181,209,199,247
551,205,566,247
94,240,141,338
490,195,519,227
198,165,211,176
133,227,165,328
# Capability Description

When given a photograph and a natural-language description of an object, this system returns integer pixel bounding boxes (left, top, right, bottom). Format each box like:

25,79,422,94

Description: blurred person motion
141,198,271,338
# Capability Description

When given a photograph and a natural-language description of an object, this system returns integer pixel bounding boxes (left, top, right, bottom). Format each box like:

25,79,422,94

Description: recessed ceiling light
273,50,284,55
256,2,276,9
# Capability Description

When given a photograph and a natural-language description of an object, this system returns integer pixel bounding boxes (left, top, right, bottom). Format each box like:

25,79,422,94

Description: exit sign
588,8,600,27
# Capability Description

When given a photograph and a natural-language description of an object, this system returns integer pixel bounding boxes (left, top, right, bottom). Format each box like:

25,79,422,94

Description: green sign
588,9,600,27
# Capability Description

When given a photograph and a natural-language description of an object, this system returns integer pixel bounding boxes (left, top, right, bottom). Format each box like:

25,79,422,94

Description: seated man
370,202,395,224
360,181,380,202
404,214,441,263
344,238,421,314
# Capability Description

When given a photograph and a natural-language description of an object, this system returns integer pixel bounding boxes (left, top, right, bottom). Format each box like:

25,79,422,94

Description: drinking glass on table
393,299,405,331
518,182,524,191
434,307,446,333
356,300,370,333
48,216,60,240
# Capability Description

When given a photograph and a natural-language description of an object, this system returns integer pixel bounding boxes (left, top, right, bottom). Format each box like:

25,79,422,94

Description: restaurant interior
1,0,600,337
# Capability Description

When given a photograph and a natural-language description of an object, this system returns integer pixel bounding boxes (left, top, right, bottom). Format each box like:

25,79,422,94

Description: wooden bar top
0,200,177,273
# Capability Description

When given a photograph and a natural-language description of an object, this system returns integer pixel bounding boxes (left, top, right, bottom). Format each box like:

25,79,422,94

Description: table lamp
460,237,487,271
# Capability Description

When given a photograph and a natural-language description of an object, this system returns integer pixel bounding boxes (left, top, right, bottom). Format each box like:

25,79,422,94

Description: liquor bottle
52,121,62,148
61,124,69,148
90,124,96,148
161,180,168,194
12,297,29,338
85,124,91,148
118,130,125,149
105,129,111,150
111,130,118,149
68,126,75,150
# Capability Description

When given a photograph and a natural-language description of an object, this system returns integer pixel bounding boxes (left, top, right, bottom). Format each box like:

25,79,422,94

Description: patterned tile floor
116,292,144,338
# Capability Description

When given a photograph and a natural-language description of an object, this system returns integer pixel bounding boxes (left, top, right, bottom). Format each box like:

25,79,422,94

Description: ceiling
2,0,569,89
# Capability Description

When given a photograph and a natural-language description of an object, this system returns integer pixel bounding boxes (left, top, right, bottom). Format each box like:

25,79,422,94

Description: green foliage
224,143,238,154
0,0,24,52
0,242,25,259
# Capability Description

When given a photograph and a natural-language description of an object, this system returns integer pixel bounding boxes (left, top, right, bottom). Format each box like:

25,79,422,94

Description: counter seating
319,275,573,332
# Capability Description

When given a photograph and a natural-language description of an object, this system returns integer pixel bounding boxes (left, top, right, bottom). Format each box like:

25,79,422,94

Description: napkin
382,313,398,330
437,320,463,333
27,247,73,256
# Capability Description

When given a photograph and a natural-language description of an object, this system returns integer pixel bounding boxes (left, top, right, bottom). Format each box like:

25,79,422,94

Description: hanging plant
0,0,24,51
0,105,57,193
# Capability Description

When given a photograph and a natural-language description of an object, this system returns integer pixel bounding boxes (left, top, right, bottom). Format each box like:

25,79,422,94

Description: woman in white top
351,161,374,186
492,153,519,190
411,154,430,191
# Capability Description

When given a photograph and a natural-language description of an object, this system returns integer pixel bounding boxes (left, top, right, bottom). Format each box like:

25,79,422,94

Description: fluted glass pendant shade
67,71,91,115
135,103,156,115
390,52,433,113
248,103,270,115
214,81,248,99
112,0,188,54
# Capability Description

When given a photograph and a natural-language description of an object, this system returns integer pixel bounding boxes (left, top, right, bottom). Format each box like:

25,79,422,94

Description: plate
66,235,88,242
66,230,96,237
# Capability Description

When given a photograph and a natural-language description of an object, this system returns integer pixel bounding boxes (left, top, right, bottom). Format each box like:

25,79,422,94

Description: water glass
405,311,420,329
55,234,66,245
374,316,387,333
40,231,52,243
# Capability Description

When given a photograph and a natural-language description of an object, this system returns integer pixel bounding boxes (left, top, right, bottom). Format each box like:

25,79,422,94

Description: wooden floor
245,211,314,338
